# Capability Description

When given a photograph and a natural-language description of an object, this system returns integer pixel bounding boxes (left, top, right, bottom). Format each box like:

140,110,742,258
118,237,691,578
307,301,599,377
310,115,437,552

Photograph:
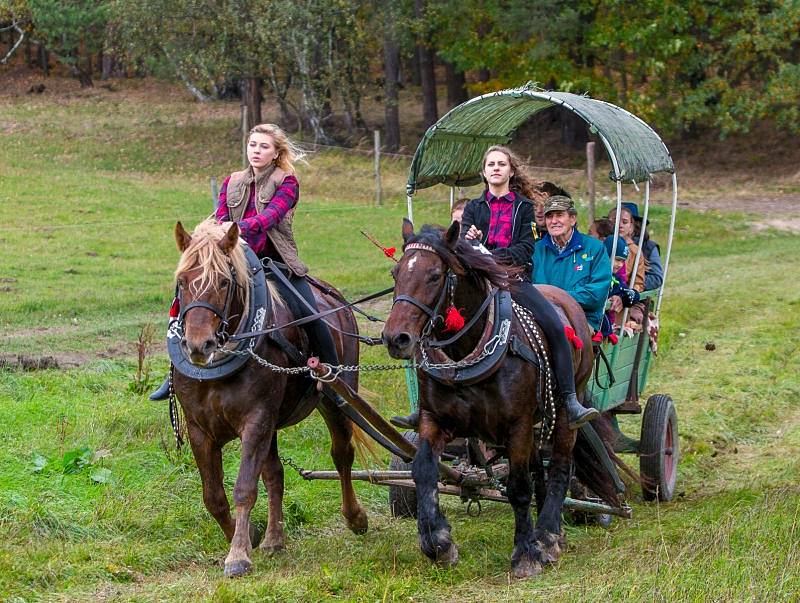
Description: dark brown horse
172,219,369,577
382,220,621,579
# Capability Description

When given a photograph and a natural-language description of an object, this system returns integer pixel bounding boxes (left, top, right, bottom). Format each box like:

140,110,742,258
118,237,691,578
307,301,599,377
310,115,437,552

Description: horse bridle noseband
392,242,495,347
391,243,453,327
178,260,240,347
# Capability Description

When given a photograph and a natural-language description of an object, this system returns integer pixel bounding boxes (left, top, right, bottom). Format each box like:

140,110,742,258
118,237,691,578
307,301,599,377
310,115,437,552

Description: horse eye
220,279,230,288
427,270,442,283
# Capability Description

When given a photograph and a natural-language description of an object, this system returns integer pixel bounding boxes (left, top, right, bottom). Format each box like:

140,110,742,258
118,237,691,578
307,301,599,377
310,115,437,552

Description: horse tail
347,387,381,467
572,412,636,508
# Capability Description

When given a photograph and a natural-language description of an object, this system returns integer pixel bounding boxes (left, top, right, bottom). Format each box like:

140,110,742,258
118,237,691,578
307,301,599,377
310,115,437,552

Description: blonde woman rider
151,124,338,399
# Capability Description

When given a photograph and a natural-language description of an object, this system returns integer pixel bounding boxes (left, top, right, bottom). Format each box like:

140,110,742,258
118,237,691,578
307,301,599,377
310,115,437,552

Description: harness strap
426,288,497,349
592,344,616,390
230,259,392,344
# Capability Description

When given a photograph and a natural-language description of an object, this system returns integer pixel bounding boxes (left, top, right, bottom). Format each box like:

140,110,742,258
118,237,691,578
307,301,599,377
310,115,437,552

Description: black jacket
460,191,535,273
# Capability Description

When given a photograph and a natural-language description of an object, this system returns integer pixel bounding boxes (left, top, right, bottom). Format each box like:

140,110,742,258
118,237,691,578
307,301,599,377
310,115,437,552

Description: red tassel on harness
383,246,396,259
564,325,584,350
168,297,180,319
591,331,603,343
443,305,466,333
608,333,619,345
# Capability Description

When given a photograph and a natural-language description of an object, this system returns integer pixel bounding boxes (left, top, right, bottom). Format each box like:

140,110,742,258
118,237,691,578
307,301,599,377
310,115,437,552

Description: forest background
3,0,800,149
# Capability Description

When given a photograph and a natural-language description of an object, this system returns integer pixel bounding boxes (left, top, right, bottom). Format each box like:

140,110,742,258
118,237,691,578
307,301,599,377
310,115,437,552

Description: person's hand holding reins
465,224,483,240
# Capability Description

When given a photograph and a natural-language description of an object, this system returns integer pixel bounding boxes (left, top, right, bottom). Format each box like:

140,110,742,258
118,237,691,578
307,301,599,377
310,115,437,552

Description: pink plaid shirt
486,190,515,249
215,174,299,257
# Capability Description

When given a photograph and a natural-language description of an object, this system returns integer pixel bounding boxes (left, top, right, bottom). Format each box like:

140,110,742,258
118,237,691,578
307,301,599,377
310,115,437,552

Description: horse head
174,219,250,366
382,219,472,359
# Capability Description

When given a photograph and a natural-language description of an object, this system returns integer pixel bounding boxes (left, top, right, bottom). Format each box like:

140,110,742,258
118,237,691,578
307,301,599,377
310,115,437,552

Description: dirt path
682,193,800,232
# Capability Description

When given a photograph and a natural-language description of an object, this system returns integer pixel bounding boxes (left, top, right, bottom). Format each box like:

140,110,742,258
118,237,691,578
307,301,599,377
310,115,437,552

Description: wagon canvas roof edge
406,83,675,194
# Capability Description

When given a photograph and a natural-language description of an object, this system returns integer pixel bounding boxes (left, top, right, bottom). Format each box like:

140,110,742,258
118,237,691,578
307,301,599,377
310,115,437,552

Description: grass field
1,79,799,602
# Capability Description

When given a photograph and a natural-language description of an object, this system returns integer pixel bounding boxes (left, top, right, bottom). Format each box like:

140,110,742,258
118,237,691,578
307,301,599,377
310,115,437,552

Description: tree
414,0,438,127
381,0,402,151
27,0,109,87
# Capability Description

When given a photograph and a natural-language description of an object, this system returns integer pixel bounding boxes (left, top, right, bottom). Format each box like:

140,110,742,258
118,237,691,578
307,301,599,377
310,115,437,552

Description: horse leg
413,421,457,566
533,407,576,564
529,446,547,517
224,426,273,578
318,398,368,534
506,425,542,579
187,423,234,541
258,432,286,554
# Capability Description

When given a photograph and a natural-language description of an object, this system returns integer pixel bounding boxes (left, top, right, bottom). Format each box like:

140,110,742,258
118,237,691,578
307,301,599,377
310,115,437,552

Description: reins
229,258,391,345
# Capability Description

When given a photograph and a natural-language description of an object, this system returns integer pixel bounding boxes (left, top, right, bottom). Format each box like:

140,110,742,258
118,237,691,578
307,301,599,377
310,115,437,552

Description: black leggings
269,271,340,366
512,282,576,396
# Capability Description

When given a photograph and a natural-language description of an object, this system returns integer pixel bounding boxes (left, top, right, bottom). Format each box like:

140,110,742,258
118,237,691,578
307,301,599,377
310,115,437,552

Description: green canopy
407,84,674,194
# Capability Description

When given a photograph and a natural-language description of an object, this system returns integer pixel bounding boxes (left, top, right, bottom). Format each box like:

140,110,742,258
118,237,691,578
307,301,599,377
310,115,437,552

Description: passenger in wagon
450,197,468,224
593,236,640,344
608,202,663,329
531,196,612,334
150,123,339,400
460,146,599,428
612,202,663,292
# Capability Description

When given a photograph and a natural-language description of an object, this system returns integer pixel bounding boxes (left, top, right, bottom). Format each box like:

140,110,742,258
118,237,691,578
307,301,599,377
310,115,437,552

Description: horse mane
175,218,251,312
407,225,523,291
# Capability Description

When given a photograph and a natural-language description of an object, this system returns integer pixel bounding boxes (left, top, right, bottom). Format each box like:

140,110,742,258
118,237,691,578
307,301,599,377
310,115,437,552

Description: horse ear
219,222,239,254
401,218,414,243
444,220,460,248
175,221,192,252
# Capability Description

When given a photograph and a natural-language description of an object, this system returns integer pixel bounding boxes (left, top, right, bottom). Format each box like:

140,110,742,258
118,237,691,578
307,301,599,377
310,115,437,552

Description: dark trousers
512,282,576,396
269,271,340,366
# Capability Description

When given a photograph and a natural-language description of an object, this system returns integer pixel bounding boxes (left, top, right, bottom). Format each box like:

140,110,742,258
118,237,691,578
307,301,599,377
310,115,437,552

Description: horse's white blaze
407,256,418,271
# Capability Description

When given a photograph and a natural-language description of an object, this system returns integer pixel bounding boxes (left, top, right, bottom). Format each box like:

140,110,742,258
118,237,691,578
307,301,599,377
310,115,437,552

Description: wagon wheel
639,394,679,502
388,431,419,518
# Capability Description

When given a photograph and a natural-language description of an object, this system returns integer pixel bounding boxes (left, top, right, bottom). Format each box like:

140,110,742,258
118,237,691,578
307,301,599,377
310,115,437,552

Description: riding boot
564,393,599,429
149,376,170,401
390,411,419,430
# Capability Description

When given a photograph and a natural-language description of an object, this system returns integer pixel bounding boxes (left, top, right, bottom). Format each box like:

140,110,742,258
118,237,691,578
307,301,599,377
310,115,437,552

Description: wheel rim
663,417,675,487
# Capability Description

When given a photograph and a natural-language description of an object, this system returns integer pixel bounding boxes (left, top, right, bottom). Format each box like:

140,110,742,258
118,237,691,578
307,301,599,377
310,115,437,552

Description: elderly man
532,196,611,332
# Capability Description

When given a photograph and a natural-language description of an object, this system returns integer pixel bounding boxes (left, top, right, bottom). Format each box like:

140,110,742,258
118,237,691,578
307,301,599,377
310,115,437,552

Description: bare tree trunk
415,0,438,128
444,60,467,108
101,53,114,80
241,77,263,128
266,66,295,128
383,22,401,152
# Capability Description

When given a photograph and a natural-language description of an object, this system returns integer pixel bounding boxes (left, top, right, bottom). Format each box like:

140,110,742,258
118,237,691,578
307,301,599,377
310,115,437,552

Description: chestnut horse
382,221,621,579
172,219,368,577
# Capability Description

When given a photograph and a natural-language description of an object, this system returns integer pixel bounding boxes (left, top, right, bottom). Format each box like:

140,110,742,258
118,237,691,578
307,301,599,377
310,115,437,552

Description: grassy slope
0,81,798,602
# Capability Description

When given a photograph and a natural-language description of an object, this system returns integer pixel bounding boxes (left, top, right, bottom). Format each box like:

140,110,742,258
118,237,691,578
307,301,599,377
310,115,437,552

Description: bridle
391,243,453,330
178,259,240,348
392,242,495,348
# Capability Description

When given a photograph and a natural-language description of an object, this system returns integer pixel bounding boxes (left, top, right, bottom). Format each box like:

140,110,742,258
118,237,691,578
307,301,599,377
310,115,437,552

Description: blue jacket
532,229,612,330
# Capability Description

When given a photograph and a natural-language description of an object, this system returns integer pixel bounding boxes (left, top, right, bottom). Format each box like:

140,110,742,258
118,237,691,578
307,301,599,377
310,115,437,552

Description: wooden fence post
210,176,219,209
586,141,596,223
374,130,382,206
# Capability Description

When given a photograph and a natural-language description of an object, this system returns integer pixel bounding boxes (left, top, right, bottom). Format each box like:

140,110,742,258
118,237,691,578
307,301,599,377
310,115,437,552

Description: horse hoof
346,508,369,535
536,533,562,564
224,558,252,578
512,558,543,579
435,543,459,567
260,543,286,557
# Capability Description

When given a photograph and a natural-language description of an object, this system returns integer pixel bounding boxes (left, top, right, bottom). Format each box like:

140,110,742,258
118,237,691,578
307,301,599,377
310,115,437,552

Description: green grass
1,82,799,601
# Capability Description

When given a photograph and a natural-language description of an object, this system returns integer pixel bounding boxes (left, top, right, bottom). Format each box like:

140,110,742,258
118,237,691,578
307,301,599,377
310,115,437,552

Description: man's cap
604,236,629,260
543,195,576,215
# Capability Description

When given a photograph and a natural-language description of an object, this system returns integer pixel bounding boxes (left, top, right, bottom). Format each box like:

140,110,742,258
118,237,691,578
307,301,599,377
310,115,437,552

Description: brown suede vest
226,166,309,276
